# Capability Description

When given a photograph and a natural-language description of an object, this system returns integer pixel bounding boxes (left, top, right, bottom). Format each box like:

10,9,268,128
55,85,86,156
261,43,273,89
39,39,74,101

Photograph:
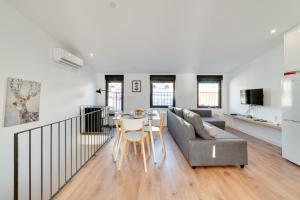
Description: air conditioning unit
53,48,84,69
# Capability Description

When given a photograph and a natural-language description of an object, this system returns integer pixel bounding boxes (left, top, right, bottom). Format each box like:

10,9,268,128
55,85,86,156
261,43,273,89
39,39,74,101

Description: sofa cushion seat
204,122,238,139
213,132,239,139
202,117,226,130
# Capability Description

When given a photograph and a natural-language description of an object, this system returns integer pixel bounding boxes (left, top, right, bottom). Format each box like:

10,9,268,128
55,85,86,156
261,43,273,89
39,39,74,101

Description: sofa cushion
174,107,184,118
183,109,213,140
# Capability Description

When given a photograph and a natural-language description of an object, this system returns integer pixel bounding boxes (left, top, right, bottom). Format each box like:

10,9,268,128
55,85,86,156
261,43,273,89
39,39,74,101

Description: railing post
29,130,32,200
41,127,43,200
76,117,78,171
50,125,53,196
100,108,103,132
58,122,60,189
14,134,19,200
64,120,67,182
70,119,73,176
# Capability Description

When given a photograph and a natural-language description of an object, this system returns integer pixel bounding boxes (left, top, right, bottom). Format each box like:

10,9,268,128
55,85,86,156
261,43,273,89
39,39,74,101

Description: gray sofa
190,109,225,130
167,109,248,168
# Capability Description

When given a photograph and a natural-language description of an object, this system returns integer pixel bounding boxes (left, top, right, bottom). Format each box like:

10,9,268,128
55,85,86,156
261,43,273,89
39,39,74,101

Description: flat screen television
240,89,264,105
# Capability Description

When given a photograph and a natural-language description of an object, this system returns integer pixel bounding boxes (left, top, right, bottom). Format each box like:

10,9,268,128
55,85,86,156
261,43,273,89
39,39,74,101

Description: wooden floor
55,127,300,200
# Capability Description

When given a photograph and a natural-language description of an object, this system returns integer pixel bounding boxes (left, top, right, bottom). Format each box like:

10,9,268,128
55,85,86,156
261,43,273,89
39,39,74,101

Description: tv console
224,114,281,130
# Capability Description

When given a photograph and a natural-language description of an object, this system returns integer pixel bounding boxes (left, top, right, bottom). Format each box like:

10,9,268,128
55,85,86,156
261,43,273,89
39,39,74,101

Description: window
150,75,176,108
105,75,124,112
197,75,223,108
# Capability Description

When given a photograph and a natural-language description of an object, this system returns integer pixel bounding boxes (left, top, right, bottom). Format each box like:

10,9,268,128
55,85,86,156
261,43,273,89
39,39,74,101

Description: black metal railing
107,92,122,112
152,92,174,107
14,106,112,200
198,92,219,107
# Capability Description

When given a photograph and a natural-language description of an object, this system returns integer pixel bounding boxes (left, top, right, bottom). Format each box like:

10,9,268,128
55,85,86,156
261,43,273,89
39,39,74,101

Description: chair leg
146,136,151,157
134,142,137,156
159,133,166,157
126,141,130,156
118,140,127,171
141,140,148,173
112,132,120,159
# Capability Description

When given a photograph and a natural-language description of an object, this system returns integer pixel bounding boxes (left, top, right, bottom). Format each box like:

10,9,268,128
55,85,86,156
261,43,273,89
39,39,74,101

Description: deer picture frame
4,78,41,127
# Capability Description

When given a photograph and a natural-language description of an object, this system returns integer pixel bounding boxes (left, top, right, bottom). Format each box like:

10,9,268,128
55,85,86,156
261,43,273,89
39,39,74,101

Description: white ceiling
5,0,300,73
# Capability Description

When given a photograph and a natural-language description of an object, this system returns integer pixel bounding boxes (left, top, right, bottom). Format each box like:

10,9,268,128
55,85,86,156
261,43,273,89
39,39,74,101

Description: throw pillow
204,123,218,137
168,106,175,113
174,107,184,118
183,109,213,140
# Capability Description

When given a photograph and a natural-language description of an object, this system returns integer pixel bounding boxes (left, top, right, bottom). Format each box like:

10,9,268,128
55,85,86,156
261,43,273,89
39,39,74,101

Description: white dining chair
145,112,166,157
118,118,149,172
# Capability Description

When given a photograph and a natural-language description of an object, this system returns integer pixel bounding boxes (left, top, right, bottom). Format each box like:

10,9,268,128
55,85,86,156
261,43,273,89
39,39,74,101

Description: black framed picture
132,80,141,92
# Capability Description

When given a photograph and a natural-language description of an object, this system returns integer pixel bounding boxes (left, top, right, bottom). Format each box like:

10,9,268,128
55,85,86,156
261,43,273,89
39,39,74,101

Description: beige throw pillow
183,109,213,140
174,107,184,118
204,123,218,137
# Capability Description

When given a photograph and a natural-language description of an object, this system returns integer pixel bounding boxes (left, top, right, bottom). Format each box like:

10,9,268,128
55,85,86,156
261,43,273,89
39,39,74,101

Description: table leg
149,120,157,164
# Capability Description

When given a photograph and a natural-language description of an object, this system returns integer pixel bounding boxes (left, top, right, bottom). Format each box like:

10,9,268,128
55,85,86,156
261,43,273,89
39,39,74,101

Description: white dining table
112,110,160,164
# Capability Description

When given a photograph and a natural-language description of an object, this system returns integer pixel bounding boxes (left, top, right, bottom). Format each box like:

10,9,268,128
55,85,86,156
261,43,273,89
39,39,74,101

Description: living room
1,0,300,199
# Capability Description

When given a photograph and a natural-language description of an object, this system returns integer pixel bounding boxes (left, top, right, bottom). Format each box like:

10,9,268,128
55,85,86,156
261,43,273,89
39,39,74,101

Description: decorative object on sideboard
4,78,41,127
132,80,141,92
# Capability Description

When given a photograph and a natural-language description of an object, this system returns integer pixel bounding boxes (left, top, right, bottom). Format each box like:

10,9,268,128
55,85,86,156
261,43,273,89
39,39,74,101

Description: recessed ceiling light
90,53,94,57
297,30,300,33
270,29,277,34
109,1,117,8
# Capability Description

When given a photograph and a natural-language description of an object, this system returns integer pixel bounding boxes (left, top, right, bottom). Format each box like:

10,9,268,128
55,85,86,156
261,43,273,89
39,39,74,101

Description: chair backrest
121,118,145,132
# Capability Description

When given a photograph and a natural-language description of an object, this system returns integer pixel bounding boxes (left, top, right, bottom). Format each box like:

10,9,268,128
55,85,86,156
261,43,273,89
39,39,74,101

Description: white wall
97,73,228,116
227,44,283,146
0,1,97,199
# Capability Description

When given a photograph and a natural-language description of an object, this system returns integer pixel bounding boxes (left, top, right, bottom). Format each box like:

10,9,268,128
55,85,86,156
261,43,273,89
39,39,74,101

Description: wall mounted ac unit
53,48,84,69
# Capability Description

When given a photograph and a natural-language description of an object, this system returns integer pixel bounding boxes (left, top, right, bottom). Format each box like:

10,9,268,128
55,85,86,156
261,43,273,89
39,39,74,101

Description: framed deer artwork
4,78,41,127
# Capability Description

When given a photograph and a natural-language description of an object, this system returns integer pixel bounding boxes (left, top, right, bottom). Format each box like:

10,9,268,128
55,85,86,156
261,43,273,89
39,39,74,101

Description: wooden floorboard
54,127,300,200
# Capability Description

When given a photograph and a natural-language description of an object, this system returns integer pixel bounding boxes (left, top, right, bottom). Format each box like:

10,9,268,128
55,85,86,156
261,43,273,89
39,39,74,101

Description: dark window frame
150,75,176,108
197,75,223,109
105,75,124,111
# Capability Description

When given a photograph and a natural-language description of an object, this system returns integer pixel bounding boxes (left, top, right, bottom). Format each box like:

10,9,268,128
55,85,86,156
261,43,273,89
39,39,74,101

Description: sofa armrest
188,139,248,167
